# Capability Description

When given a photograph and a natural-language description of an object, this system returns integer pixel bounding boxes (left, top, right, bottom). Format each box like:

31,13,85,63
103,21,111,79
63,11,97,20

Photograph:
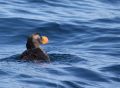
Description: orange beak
41,36,49,44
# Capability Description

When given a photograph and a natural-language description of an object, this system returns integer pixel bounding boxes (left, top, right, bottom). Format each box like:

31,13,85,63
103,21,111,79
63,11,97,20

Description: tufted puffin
21,33,50,62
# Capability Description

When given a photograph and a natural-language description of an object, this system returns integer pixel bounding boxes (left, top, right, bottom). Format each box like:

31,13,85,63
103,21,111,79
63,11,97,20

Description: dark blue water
0,0,120,88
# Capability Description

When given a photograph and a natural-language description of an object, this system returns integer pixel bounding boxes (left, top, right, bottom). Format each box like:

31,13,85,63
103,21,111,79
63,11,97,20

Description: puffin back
21,48,50,62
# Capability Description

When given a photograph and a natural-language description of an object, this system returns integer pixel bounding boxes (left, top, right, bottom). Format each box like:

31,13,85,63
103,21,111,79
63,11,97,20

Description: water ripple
0,0,120,88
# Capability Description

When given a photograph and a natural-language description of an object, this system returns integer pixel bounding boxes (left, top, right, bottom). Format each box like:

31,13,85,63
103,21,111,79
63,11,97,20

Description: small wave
0,54,21,62
98,0,120,5
100,64,120,75
0,53,85,64
0,69,9,76
109,77,120,82
91,17,120,24
63,67,109,82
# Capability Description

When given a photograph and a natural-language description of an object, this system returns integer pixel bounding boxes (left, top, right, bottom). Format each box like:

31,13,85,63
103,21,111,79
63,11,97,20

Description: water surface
0,0,120,88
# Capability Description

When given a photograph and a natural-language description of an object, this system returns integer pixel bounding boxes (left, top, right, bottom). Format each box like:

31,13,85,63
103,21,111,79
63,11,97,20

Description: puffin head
26,33,42,50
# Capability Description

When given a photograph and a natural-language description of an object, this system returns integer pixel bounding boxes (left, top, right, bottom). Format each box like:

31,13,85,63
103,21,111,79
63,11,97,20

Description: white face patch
32,34,40,40
32,34,41,48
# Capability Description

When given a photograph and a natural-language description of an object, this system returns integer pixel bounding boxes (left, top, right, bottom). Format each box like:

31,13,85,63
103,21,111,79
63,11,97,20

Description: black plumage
21,33,50,62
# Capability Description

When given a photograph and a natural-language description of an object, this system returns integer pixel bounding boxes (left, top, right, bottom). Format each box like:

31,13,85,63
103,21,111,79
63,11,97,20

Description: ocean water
0,0,120,88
